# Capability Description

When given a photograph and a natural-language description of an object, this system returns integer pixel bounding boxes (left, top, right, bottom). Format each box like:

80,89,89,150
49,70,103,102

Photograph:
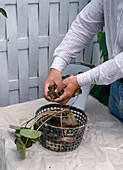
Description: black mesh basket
34,104,88,152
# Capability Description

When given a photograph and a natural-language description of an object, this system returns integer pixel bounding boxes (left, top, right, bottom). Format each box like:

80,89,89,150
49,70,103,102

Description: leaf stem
37,113,57,131
20,115,37,127
25,138,29,147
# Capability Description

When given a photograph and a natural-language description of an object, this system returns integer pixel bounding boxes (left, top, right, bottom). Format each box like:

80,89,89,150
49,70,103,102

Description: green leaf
100,33,108,56
15,138,25,159
97,32,103,44
21,137,33,148
97,31,108,62
20,129,41,139
9,125,21,130
0,8,7,18
31,137,40,143
15,130,21,137
25,138,33,148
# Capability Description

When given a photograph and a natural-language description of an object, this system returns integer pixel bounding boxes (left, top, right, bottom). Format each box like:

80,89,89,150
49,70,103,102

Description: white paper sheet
0,96,123,170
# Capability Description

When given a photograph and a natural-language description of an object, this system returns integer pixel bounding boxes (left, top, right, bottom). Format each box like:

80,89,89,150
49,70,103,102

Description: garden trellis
0,0,100,106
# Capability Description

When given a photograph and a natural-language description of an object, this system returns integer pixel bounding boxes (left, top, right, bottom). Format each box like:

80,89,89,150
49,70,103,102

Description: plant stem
33,111,57,126
67,94,79,109
37,113,57,131
20,115,37,127
25,138,29,147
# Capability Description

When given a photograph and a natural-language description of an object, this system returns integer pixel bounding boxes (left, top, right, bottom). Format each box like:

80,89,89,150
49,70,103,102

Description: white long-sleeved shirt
51,0,123,86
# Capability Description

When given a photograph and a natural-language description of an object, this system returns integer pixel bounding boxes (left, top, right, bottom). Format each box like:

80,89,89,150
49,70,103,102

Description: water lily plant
9,88,82,159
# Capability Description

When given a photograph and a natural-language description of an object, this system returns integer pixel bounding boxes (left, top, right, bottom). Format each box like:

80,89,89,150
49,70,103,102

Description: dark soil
45,109,80,128
47,84,64,100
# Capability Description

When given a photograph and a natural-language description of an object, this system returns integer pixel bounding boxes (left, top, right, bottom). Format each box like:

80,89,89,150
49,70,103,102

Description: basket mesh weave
34,104,87,152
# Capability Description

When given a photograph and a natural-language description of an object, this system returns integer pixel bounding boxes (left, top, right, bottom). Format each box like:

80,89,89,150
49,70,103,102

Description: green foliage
90,84,110,106
97,31,108,62
9,90,82,159
0,8,7,18
9,125,21,130
20,128,41,139
90,30,110,106
15,138,26,159
10,125,41,159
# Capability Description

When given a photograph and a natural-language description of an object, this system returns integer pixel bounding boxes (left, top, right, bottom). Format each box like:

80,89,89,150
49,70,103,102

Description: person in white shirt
43,0,123,121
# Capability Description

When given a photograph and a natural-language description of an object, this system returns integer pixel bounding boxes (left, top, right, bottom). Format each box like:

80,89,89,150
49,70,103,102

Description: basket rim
35,103,88,130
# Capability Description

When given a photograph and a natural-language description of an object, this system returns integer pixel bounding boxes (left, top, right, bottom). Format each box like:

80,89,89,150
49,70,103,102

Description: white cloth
0,97,123,170
51,0,123,86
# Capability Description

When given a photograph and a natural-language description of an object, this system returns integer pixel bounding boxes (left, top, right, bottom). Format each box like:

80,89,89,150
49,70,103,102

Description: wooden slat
17,0,28,38
69,2,78,27
39,0,49,36
17,0,30,103
18,38,28,50
29,77,38,87
38,0,49,98
28,3,39,100
18,36,49,50
9,91,19,105
28,0,39,4
79,0,89,11
0,52,9,106
69,2,84,63
29,87,38,101
59,0,69,34
38,36,49,48
28,4,39,77
8,80,18,91
49,3,59,36
6,5,18,80
4,0,16,5
49,3,59,67
6,4,19,104
49,0,60,3
0,40,7,52
0,0,6,39
39,48,48,97
8,77,39,91
18,50,29,103
49,35,64,67
0,0,96,107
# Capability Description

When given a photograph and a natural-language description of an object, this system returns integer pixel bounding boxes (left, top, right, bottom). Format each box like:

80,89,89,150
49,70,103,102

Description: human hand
43,68,62,101
54,75,80,104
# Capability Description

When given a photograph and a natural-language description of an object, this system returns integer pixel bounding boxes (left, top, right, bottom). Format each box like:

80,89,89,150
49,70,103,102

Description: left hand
54,75,80,104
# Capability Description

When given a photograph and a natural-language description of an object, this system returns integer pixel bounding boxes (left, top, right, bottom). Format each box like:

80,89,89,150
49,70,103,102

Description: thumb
56,80,66,92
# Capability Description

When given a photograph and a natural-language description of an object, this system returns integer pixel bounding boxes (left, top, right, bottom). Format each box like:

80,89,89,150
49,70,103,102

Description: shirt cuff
77,70,93,86
50,57,68,72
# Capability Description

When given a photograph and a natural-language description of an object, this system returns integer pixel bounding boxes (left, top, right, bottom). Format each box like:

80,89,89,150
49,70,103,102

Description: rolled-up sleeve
51,0,104,72
77,52,123,86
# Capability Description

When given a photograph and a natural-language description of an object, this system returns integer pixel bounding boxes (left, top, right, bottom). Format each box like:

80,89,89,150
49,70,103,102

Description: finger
54,88,73,104
56,81,66,92
43,83,54,101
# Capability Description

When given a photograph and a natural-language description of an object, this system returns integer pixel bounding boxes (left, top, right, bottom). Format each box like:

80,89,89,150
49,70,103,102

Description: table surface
0,96,123,170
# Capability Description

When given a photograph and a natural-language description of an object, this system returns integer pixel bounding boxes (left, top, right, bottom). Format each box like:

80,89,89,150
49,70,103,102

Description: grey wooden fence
0,0,100,106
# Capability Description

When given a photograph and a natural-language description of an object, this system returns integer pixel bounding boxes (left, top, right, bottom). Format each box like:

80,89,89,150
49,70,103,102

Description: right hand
43,68,62,101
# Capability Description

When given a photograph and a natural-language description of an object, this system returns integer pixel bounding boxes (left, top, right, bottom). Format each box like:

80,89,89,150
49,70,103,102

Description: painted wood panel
0,0,100,106
0,53,9,106
59,0,69,35
28,4,39,100
6,4,19,105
